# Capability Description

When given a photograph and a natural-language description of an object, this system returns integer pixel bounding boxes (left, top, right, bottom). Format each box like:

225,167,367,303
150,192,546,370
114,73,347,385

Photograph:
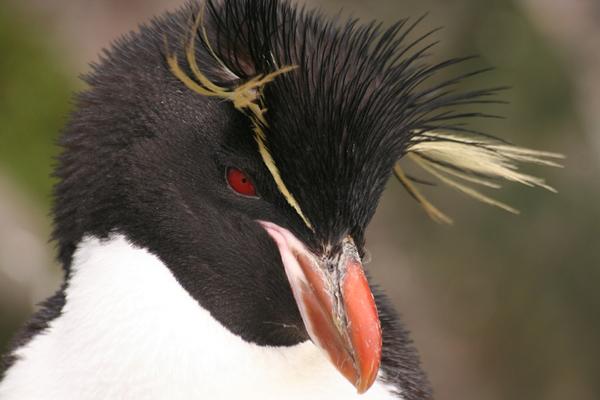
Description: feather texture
163,0,562,229
397,131,565,222
165,4,313,230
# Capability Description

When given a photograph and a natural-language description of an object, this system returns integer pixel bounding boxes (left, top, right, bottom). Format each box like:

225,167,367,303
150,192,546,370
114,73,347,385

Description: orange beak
260,221,382,394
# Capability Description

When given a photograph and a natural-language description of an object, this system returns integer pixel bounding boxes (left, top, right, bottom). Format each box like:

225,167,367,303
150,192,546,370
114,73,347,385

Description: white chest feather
0,235,400,400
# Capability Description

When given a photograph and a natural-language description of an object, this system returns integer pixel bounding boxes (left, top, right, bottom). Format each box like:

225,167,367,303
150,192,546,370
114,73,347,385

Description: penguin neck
1,234,398,400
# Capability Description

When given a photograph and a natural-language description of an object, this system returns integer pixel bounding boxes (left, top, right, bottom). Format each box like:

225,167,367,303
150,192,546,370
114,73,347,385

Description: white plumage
0,235,398,400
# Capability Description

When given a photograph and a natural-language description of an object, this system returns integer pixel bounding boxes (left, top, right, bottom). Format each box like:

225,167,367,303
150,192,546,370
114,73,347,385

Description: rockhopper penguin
0,0,562,399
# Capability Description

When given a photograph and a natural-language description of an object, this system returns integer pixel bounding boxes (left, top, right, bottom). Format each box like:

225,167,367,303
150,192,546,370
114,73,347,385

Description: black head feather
166,0,503,248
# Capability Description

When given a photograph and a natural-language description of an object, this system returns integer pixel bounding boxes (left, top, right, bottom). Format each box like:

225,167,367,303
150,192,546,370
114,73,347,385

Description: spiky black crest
170,0,514,245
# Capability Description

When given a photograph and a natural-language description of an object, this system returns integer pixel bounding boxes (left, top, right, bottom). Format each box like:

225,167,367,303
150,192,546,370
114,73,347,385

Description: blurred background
0,0,598,398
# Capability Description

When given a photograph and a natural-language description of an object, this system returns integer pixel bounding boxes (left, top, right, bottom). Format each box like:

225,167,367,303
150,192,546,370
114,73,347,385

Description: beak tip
356,385,370,395
351,348,381,394
342,259,383,394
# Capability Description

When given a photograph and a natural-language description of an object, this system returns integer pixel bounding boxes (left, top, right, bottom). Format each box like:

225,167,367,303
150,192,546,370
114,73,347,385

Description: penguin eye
227,167,258,197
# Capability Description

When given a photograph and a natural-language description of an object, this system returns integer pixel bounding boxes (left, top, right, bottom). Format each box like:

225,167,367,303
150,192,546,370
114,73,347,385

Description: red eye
227,167,257,197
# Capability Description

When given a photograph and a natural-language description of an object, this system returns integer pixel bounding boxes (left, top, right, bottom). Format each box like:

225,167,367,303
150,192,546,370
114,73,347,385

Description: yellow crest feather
400,131,564,223
164,5,312,230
